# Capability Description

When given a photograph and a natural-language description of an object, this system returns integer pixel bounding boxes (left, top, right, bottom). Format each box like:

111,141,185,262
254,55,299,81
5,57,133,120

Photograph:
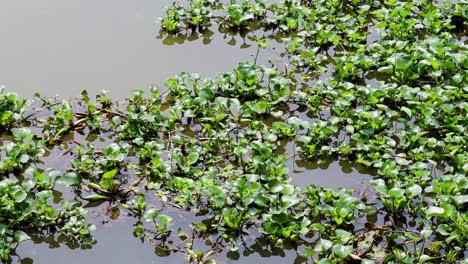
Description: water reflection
0,0,260,99
290,157,376,191
276,139,376,191
15,208,311,264
16,217,187,264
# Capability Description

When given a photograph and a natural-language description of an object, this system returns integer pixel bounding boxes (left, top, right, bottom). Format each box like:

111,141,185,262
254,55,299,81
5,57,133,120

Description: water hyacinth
1,0,467,263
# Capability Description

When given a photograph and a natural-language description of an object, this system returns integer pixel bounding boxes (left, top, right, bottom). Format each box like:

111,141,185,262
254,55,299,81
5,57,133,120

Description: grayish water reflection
15,207,304,264
0,0,258,99
281,142,376,191
16,217,186,264
290,157,376,191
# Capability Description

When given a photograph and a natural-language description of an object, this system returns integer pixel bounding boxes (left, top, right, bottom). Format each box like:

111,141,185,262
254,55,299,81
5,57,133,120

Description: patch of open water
0,0,276,99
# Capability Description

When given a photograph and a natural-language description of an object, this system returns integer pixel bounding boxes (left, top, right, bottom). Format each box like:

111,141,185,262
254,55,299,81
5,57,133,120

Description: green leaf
111,116,122,126
253,101,269,114
281,195,300,206
158,214,172,225
81,194,108,201
14,231,31,243
99,168,119,190
21,179,35,191
388,188,404,198
61,172,82,187
187,152,200,165
335,229,352,242
322,126,338,136
427,206,445,218
269,181,284,193
102,168,118,180
407,184,422,197
440,104,455,113
401,106,412,117
19,154,30,163
212,196,225,208
12,128,33,140
371,179,387,193
254,196,269,207
436,224,451,236
198,89,214,100
419,255,437,262
378,65,393,73
234,64,258,85
451,195,468,205
132,137,144,146
242,194,254,206
421,227,433,239
422,108,435,117
332,244,352,258
395,157,410,165
311,223,325,232
11,189,27,202
314,239,333,252
144,208,159,222
280,184,294,195
271,213,289,225
133,221,145,238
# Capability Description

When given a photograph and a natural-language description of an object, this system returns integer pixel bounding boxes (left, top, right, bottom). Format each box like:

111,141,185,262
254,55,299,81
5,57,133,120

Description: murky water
1,1,376,263
290,158,376,191
0,0,268,99
16,218,186,264
17,230,303,264
17,222,306,264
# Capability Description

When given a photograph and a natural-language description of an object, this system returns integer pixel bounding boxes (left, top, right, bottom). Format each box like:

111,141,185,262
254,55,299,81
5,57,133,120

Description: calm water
1,1,375,263
0,0,265,99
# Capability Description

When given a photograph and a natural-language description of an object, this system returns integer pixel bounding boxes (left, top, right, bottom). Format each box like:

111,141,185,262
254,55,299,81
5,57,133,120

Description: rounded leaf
144,208,159,222
187,152,200,165
426,206,445,218
14,230,31,243
158,214,173,225
332,244,352,258
62,172,82,187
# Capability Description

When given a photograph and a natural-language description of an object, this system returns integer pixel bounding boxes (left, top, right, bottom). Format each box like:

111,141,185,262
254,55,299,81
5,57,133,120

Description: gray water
0,0,261,99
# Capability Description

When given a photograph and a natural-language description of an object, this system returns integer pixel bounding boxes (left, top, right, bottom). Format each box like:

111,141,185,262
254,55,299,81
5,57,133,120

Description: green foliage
0,177,94,260
0,87,26,131
153,0,467,261
0,128,45,172
0,0,467,262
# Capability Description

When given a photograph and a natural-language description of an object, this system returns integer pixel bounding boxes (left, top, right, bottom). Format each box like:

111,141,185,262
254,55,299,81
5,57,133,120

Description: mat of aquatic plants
1,0,467,263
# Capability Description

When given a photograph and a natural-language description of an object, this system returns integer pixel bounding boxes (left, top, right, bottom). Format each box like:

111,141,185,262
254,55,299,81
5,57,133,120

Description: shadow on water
290,157,377,191
14,204,309,264
15,218,187,264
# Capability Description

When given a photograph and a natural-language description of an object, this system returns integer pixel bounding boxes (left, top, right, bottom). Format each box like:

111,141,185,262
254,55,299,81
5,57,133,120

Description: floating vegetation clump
1,0,467,263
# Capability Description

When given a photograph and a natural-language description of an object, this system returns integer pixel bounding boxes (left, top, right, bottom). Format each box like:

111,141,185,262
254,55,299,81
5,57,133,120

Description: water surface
0,0,260,99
